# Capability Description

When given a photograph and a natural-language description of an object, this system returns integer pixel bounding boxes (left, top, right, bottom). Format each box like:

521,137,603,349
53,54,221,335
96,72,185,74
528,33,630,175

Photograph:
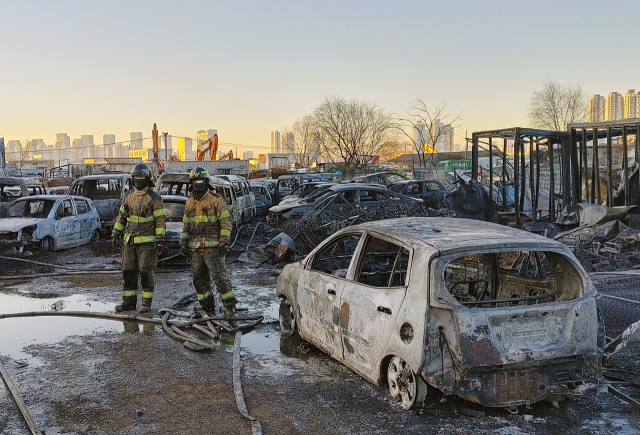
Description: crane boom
196,134,219,161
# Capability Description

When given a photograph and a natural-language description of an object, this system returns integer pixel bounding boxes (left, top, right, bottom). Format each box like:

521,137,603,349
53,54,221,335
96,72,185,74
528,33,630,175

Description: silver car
276,217,603,410
0,195,101,252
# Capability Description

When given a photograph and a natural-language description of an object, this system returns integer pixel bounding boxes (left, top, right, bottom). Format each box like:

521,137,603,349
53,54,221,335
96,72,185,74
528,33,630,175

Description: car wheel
279,298,297,337
90,229,100,243
387,356,426,409
41,236,54,252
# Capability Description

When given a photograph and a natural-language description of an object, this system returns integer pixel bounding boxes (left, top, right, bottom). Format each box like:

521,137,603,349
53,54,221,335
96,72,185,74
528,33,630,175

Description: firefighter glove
112,237,122,249
155,242,164,256
180,245,189,257
218,243,229,256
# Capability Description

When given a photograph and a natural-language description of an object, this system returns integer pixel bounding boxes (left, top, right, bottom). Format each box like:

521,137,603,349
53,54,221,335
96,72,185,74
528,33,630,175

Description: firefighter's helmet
189,166,209,182
130,163,154,188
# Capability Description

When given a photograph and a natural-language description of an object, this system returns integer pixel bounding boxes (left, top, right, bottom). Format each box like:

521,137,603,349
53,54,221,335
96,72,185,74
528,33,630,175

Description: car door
297,233,364,361
73,198,93,242
340,234,411,374
54,199,79,248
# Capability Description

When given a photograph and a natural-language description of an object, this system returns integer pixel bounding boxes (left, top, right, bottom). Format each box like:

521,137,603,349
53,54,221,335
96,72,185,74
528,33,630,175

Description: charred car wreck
276,217,603,410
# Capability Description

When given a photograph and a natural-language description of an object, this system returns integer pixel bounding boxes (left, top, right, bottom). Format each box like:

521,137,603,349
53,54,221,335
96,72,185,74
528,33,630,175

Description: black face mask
192,181,207,199
134,178,148,190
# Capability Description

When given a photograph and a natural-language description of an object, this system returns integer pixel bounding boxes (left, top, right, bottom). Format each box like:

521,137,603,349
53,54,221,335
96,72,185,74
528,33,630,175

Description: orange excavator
196,134,219,161
218,150,233,161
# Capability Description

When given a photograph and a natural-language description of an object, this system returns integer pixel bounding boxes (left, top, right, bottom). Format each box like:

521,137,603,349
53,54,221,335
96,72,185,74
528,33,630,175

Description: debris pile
554,220,640,272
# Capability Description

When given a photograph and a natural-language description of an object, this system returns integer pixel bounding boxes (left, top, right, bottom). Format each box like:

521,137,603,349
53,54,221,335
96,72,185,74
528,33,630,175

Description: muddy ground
1,241,640,435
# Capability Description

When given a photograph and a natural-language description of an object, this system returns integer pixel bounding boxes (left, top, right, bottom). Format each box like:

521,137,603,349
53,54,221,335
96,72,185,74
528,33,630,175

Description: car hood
0,217,45,232
270,198,308,214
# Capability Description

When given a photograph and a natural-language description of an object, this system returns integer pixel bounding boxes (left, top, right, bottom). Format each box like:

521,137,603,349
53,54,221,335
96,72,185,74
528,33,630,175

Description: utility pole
152,123,159,164
163,132,168,161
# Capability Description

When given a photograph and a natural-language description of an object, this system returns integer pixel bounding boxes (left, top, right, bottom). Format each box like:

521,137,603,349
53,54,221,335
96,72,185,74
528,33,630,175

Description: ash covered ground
0,236,639,435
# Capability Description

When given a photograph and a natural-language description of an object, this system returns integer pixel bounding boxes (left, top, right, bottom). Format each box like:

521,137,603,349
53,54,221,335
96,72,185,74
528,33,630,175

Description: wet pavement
1,241,640,434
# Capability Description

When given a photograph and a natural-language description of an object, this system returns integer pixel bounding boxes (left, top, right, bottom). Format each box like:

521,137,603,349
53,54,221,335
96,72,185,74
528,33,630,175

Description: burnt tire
387,356,427,409
90,229,100,243
41,236,54,252
279,298,297,337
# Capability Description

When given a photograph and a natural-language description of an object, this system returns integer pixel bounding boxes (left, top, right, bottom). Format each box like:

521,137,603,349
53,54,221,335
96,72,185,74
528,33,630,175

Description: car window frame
305,231,366,280
352,232,413,289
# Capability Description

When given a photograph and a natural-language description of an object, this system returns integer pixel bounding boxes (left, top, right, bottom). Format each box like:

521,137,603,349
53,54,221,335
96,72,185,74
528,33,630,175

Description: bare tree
283,115,323,168
314,95,397,168
8,139,33,175
377,139,411,163
395,100,461,167
527,79,589,131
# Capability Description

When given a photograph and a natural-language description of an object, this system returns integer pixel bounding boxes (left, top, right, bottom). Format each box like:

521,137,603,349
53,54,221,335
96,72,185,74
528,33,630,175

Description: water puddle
0,292,127,363
241,331,281,353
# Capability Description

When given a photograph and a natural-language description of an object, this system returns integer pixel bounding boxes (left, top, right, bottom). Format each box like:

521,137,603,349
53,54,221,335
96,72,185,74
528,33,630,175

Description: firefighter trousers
191,247,237,311
121,243,157,306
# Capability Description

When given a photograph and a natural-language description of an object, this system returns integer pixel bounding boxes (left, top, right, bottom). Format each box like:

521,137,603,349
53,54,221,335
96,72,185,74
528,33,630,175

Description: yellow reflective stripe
127,215,154,223
183,216,190,223
114,222,125,231
220,290,235,300
122,290,137,297
153,209,166,217
191,215,212,223
219,210,230,219
197,291,211,301
220,229,231,237
155,228,165,235
142,291,154,299
180,232,189,239
134,236,156,243
120,205,126,213
188,240,219,248
123,234,131,243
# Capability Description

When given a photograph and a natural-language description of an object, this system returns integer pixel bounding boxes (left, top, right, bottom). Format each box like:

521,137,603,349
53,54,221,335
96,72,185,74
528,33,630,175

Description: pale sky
1,0,638,154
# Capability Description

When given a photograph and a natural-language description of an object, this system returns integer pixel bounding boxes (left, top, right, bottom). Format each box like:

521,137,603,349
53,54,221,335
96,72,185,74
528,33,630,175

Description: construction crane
152,123,166,171
196,134,219,161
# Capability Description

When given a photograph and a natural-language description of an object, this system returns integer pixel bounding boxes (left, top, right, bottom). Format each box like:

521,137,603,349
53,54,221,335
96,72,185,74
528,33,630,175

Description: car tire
279,298,297,337
90,229,100,243
387,356,427,409
41,236,54,252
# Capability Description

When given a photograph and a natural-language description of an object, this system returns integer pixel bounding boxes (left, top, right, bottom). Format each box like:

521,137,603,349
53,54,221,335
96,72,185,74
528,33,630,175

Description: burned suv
276,217,603,410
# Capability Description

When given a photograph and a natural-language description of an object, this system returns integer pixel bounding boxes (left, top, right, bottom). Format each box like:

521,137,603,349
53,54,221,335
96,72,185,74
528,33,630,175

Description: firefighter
332,171,342,183
111,163,166,313
180,167,237,315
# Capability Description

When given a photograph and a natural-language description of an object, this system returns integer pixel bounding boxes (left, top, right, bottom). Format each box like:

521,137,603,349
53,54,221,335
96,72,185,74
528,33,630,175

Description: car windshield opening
442,250,584,308
164,202,185,222
311,234,361,278
7,199,56,218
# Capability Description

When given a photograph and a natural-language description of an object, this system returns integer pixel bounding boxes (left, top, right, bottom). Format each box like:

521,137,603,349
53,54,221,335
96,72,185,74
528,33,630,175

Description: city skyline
1,1,639,154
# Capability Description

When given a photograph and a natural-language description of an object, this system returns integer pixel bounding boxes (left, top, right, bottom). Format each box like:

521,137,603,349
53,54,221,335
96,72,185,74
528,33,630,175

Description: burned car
389,179,448,209
348,171,409,187
0,195,101,252
68,173,133,235
250,182,272,216
276,217,603,410
158,194,187,266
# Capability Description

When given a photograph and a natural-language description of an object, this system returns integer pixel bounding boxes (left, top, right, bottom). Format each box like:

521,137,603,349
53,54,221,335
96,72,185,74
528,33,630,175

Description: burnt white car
0,195,101,252
276,217,603,410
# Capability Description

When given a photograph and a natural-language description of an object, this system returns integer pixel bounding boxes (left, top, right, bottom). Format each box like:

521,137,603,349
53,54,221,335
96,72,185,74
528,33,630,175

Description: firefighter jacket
180,191,232,249
112,188,166,244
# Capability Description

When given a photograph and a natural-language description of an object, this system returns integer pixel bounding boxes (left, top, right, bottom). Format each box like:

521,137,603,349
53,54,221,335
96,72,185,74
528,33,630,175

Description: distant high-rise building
130,132,143,150
271,131,281,154
178,137,194,161
196,129,217,159
606,92,624,121
625,89,640,119
412,121,426,152
103,134,116,146
243,151,254,160
72,138,81,149
282,132,295,155
56,133,70,150
589,95,606,122
31,139,46,152
432,120,454,153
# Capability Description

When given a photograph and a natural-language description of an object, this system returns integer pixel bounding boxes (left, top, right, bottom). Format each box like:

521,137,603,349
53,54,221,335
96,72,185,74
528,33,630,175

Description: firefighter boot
225,305,236,317
115,296,137,312
139,297,152,314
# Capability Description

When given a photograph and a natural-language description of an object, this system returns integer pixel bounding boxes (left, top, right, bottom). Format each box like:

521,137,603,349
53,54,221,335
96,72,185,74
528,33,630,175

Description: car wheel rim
387,356,416,409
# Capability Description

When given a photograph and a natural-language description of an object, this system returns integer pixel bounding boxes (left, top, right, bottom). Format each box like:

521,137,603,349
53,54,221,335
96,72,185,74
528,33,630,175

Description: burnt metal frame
472,128,568,227
568,120,640,207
